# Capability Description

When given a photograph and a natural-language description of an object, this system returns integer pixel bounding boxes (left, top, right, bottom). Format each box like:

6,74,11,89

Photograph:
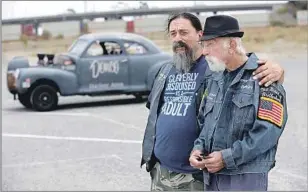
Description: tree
66,8,76,14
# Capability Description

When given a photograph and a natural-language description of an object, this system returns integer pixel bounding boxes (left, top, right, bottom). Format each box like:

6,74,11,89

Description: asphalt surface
2,52,307,191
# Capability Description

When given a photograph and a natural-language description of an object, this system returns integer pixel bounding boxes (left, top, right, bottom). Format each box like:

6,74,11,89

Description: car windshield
68,39,89,56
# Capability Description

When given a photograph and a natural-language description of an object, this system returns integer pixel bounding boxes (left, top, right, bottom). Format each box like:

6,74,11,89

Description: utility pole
84,1,87,13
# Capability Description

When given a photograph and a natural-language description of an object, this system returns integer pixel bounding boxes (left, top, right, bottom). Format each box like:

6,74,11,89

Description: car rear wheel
30,85,58,111
18,93,32,109
133,93,143,101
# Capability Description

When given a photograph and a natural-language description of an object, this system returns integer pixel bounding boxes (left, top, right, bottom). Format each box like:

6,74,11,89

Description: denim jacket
193,53,288,175
140,61,207,172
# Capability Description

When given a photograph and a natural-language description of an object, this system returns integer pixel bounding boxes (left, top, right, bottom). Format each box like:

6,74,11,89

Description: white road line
1,132,307,183
2,133,142,144
3,111,144,132
2,111,91,117
91,114,143,132
2,154,122,169
45,112,144,132
32,112,92,117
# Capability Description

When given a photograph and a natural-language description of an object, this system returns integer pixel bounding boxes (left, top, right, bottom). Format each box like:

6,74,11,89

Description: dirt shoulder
2,26,307,62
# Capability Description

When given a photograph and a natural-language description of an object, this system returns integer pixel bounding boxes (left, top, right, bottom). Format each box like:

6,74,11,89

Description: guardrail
1,3,285,25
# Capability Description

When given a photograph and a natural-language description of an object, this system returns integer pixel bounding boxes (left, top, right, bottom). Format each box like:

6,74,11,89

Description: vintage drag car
6,32,172,111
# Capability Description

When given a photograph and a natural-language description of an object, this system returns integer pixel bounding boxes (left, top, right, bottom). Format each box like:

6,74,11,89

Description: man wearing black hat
141,12,287,191
189,15,288,191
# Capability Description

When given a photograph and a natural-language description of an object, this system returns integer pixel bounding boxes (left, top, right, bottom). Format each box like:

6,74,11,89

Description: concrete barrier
88,20,127,33
2,25,21,41
134,16,169,33
41,21,80,37
231,12,271,27
132,13,271,33
0,12,303,42
297,10,308,26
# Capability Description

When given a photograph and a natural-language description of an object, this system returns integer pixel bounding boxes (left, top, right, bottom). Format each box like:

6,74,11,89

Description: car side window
124,41,148,55
86,41,104,56
85,41,123,57
104,42,123,55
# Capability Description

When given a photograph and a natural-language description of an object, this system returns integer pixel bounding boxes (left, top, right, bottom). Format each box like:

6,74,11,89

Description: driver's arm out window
86,41,103,57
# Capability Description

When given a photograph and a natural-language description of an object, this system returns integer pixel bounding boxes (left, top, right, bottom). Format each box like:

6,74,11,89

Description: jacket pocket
231,93,255,141
232,93,254,108
232,93,254,123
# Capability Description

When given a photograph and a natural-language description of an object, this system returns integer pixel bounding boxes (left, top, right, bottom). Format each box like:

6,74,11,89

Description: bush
270,20,286,27
55,34,64,39
253,36,265,43
276,7,289,14
41,30,52,40
19,34,28,47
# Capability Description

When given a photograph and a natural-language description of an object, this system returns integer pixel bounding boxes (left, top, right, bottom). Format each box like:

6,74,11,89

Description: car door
123,40,155,90
77,39,129,93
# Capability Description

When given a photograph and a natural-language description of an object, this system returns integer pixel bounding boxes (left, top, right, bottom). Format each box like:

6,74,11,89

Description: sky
2,1,287,20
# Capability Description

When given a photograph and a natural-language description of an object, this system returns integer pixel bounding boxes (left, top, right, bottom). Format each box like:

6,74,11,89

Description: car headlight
14,69,20,79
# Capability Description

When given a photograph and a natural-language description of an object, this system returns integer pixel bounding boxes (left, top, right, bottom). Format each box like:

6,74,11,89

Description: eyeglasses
197,41,204,46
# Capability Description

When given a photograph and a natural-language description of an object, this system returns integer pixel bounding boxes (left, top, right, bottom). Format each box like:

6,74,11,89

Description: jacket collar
211,52,259,81
242,52,259,71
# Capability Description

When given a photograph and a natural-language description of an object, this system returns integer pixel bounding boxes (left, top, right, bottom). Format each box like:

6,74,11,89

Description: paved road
2,52,307,191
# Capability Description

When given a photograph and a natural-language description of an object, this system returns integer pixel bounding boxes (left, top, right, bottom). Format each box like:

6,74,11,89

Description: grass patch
2,26,307,55
240,26,307,52
242,26,307,44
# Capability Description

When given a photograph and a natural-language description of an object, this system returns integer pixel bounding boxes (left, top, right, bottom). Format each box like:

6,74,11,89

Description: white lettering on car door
89,60,120,78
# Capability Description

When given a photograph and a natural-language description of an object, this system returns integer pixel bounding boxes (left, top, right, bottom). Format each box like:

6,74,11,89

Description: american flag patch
258,96,283,127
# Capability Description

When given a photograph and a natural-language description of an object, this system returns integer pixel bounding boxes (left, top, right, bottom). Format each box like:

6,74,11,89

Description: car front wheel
30,85,58,111
18,93,32,109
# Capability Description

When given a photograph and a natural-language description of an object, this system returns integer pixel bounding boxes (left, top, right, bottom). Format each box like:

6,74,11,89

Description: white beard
205,56,226,72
